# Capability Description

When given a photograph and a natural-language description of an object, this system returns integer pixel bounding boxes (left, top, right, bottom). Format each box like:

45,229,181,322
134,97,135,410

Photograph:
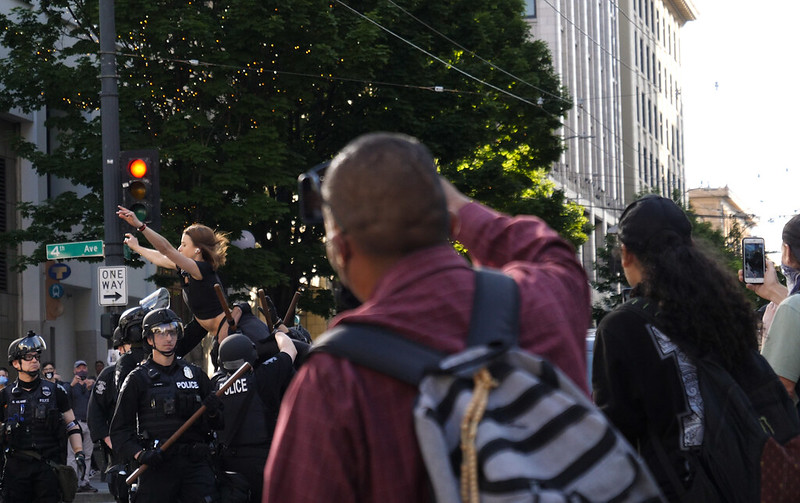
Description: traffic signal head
120,149,160,230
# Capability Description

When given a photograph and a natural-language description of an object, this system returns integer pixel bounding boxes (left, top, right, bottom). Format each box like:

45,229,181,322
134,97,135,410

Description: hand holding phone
742,237,766,284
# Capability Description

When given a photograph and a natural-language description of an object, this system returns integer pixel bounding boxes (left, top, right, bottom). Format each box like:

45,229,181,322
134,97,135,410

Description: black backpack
620,298,800,503
314,269,664,502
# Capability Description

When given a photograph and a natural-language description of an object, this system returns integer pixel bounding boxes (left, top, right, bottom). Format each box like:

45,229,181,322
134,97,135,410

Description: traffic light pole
99,0,123,267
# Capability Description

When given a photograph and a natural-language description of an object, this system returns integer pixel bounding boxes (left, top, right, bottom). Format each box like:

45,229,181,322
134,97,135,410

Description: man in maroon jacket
263,132,591,503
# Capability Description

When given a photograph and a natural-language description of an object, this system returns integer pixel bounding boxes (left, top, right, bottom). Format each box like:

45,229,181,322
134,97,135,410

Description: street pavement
74,470,115,503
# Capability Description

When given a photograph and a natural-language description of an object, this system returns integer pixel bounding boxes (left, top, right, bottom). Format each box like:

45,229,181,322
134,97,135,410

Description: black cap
783,215,800,260
617,195,692,249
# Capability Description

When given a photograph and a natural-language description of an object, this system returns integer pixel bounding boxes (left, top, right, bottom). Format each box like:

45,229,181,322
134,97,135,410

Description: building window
523,0,536,17
636,86,640,121
640,39,645,72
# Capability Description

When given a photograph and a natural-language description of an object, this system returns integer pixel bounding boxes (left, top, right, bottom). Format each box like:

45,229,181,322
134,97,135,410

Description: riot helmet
218,333,257,372
118,306,148,344
8,330,46,365
142,308,184,339
111,326,125,349
142,308,183,358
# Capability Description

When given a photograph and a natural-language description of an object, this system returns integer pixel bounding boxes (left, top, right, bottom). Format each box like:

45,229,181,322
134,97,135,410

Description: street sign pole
99,0,122,268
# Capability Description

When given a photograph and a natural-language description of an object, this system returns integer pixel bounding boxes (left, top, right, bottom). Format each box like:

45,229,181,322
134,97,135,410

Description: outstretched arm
122,233,175,269
117,205,200,277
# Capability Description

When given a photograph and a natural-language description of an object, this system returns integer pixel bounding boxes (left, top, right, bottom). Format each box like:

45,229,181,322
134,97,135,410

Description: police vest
135,359,206,444
2,380,64,457
215,371,270,448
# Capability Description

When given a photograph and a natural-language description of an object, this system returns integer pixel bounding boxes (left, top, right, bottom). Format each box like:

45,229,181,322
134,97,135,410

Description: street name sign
46,240,104,260
98,266,128,306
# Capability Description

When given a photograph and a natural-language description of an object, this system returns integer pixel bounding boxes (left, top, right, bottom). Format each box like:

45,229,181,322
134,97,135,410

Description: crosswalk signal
120,149,160,230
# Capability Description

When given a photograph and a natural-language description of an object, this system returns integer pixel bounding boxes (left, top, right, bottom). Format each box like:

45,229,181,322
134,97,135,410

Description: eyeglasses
298,161,330,225
22,353,42,361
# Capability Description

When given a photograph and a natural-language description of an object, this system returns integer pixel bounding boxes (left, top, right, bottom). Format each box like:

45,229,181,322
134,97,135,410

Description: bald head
323,133,449,257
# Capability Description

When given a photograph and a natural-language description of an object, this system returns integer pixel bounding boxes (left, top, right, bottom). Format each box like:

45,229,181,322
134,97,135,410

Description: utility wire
333,0,546,109
384,0,567,105
116,52,479,95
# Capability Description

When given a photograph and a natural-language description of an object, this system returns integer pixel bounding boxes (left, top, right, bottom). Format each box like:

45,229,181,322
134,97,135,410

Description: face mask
77,369,88,379
0,376,7,385
781,263,800,296
44,371,54,380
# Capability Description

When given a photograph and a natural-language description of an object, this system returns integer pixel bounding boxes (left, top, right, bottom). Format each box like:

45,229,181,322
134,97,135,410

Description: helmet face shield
149,321,181,339
17,336,46,354
142,308,184,341
8,331,46,366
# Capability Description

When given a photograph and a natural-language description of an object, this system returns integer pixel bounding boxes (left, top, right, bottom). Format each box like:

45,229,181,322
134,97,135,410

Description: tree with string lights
0,0,585,317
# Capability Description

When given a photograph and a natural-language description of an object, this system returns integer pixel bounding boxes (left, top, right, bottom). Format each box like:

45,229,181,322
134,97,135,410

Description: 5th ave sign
46,240,104,260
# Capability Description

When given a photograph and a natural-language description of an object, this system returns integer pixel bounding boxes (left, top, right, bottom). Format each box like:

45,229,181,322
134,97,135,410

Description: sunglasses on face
22,353,42,361
298,162,330,225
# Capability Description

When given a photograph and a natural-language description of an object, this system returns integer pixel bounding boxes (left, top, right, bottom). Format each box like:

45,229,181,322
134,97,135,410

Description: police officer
110,308,223,502
114,305,150,393
211,332,296,503
1,331,87,503
102,306,151,503
87,328,130,502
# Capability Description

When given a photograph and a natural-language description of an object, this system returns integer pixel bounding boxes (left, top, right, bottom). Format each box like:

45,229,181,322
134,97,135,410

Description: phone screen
743,238,766,284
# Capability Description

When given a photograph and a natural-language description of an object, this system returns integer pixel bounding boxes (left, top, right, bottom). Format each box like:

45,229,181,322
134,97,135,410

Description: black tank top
179,260,224,320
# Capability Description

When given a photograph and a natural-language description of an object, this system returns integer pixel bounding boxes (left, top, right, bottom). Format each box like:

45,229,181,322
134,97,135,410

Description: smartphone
742,237,766,284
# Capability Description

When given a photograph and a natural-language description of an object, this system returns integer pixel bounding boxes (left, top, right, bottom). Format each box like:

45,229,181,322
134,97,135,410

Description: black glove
202,393,223,416
137,448,164,468
233,302,253,316
75,451,86,480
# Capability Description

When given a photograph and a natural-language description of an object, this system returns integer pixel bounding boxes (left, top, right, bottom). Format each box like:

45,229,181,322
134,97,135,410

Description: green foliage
0,0,578,317
441,143,588,248
591,233,625,322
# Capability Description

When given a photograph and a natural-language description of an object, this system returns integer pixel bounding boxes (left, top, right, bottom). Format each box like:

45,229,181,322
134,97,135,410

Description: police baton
283,288,303,327
257,289,274,333
125,361,252,485
214,283,237,332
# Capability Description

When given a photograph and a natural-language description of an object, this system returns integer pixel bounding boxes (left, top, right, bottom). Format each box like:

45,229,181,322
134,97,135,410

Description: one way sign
98,266,128,306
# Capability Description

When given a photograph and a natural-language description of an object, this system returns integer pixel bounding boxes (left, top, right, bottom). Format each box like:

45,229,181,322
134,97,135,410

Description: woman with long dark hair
592,195,759,501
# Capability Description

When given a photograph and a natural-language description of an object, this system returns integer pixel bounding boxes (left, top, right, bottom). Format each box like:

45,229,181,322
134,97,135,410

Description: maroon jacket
263,201,591,503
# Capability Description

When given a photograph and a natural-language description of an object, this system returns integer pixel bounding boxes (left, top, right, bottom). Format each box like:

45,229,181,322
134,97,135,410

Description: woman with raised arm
116,205,239,355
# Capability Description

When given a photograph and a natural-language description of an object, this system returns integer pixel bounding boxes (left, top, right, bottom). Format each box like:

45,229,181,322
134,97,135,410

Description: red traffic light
120,149,160,230
128,158,148,178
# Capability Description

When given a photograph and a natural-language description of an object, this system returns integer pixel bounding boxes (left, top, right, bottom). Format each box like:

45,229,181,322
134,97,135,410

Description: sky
681,0,800,259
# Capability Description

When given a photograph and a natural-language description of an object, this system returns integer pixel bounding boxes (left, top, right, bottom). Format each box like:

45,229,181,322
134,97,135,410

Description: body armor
134,359,206,445
215,371,270,448
2,380,64,460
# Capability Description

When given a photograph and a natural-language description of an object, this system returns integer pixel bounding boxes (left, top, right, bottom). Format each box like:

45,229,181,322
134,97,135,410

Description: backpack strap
466,268,520,348
620,297,693,498
312,268,519,385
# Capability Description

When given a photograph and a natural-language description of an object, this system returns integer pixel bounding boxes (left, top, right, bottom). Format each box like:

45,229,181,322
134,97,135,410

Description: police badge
42,385,51,397
183,366,193,379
